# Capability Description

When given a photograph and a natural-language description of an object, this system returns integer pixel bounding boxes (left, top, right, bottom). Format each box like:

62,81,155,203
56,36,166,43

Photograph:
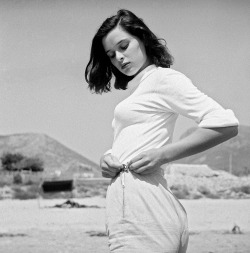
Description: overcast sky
1,0,249,164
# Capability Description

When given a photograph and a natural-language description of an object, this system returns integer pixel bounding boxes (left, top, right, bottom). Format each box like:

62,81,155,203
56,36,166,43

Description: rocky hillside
176,125,250,176
166,164,250,199
0,133,100,177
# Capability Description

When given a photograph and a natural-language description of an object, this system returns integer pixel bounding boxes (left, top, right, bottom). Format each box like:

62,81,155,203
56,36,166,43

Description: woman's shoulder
156,67,188,78
155,67,192,87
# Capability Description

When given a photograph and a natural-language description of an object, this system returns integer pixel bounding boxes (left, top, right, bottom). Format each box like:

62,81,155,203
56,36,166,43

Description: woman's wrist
157,147,171,166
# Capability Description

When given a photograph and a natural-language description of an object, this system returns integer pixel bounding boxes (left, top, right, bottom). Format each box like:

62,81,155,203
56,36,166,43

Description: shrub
18,157,44,172
240,185,250,194
24,179,35,186
232,185,250,195
197,185,211,195
1,153,44,172
1,153,24,171
0,171,13,187
190,191,203,199
205,192,220,199
13,185,39,200
197,185,220,199
170,184,190,199
13,173,23,184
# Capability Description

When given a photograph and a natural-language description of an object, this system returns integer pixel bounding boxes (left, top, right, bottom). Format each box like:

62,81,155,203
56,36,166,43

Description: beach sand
0,197,250,253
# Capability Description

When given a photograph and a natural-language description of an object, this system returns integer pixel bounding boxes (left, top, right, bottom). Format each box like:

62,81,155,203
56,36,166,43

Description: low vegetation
1,171,249,200
1,152,44,172
0,152,249,200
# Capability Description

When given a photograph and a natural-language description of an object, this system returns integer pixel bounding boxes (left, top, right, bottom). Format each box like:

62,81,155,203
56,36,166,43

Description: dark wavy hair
85,9,174,94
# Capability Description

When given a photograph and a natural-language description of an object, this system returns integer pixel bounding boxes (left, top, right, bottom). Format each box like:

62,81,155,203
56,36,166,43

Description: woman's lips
121,62,130,69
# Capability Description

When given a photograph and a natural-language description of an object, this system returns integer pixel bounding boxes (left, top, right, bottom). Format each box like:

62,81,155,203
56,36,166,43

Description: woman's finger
104,155,122,169
102,166,118,177
129,158,147,171
129,153,143,166
102,156,121,171
133,165,149,174
102,166,119,175
100,154,123,178
102,171,115,178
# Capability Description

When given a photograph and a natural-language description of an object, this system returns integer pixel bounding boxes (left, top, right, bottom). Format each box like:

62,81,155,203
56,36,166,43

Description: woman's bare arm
129,126,238,174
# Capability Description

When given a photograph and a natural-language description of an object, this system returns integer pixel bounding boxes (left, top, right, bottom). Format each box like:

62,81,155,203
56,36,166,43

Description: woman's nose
116,51,124,62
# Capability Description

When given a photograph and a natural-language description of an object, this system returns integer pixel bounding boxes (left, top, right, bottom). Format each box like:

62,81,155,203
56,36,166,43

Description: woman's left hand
128,148,163,175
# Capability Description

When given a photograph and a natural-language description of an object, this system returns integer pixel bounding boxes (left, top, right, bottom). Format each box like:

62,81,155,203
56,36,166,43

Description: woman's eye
120,44,128,50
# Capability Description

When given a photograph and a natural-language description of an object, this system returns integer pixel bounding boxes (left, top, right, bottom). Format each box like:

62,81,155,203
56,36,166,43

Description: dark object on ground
0,233,27,238
52,199,101,208
86,231,107,237
41,180,73,193
232,225,242,234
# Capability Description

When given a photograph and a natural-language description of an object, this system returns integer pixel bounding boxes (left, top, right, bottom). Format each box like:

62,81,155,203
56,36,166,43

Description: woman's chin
121,68,134,76
122,67,139,77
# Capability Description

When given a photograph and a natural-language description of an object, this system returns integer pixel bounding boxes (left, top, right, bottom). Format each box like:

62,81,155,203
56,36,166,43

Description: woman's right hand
100,153,122,178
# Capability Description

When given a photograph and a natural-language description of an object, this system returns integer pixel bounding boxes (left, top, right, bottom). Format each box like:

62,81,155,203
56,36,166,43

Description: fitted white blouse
109,64,239,165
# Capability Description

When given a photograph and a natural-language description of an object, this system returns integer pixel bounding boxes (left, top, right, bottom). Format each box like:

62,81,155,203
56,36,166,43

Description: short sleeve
155,69,239,128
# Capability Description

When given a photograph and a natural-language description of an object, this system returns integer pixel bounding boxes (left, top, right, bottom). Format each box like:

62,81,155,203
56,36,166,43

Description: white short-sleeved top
109,65,239,164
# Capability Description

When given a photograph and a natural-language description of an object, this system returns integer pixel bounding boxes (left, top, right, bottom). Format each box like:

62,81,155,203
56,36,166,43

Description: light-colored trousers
106,170,189,253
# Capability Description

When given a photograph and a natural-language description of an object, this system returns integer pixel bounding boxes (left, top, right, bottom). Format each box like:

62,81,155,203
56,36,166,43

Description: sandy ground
0,197,250,253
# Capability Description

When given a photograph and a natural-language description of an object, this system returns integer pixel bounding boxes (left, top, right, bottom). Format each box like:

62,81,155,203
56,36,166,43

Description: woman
85,9,239,253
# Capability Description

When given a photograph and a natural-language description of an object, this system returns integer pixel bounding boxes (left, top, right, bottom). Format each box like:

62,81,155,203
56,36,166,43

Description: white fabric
105,65,239,252
106,171,189,253
111,65,238,164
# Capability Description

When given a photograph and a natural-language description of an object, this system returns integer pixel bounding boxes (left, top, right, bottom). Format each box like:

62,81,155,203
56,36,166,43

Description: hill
176,125,250,176
166,163,250,199
0,133,101,177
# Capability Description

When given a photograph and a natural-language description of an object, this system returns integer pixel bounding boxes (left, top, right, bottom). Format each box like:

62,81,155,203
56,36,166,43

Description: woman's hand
128,148,164,175
129,126,238,176
100,153,122,178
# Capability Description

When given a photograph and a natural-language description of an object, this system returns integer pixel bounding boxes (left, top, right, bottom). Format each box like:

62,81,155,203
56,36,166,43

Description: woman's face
102,25,151,76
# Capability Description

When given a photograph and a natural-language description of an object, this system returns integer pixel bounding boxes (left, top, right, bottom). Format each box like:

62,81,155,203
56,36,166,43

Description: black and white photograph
0,1,249,252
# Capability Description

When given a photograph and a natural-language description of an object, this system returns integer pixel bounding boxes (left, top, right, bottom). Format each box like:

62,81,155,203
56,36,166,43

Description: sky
0,0,250,164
